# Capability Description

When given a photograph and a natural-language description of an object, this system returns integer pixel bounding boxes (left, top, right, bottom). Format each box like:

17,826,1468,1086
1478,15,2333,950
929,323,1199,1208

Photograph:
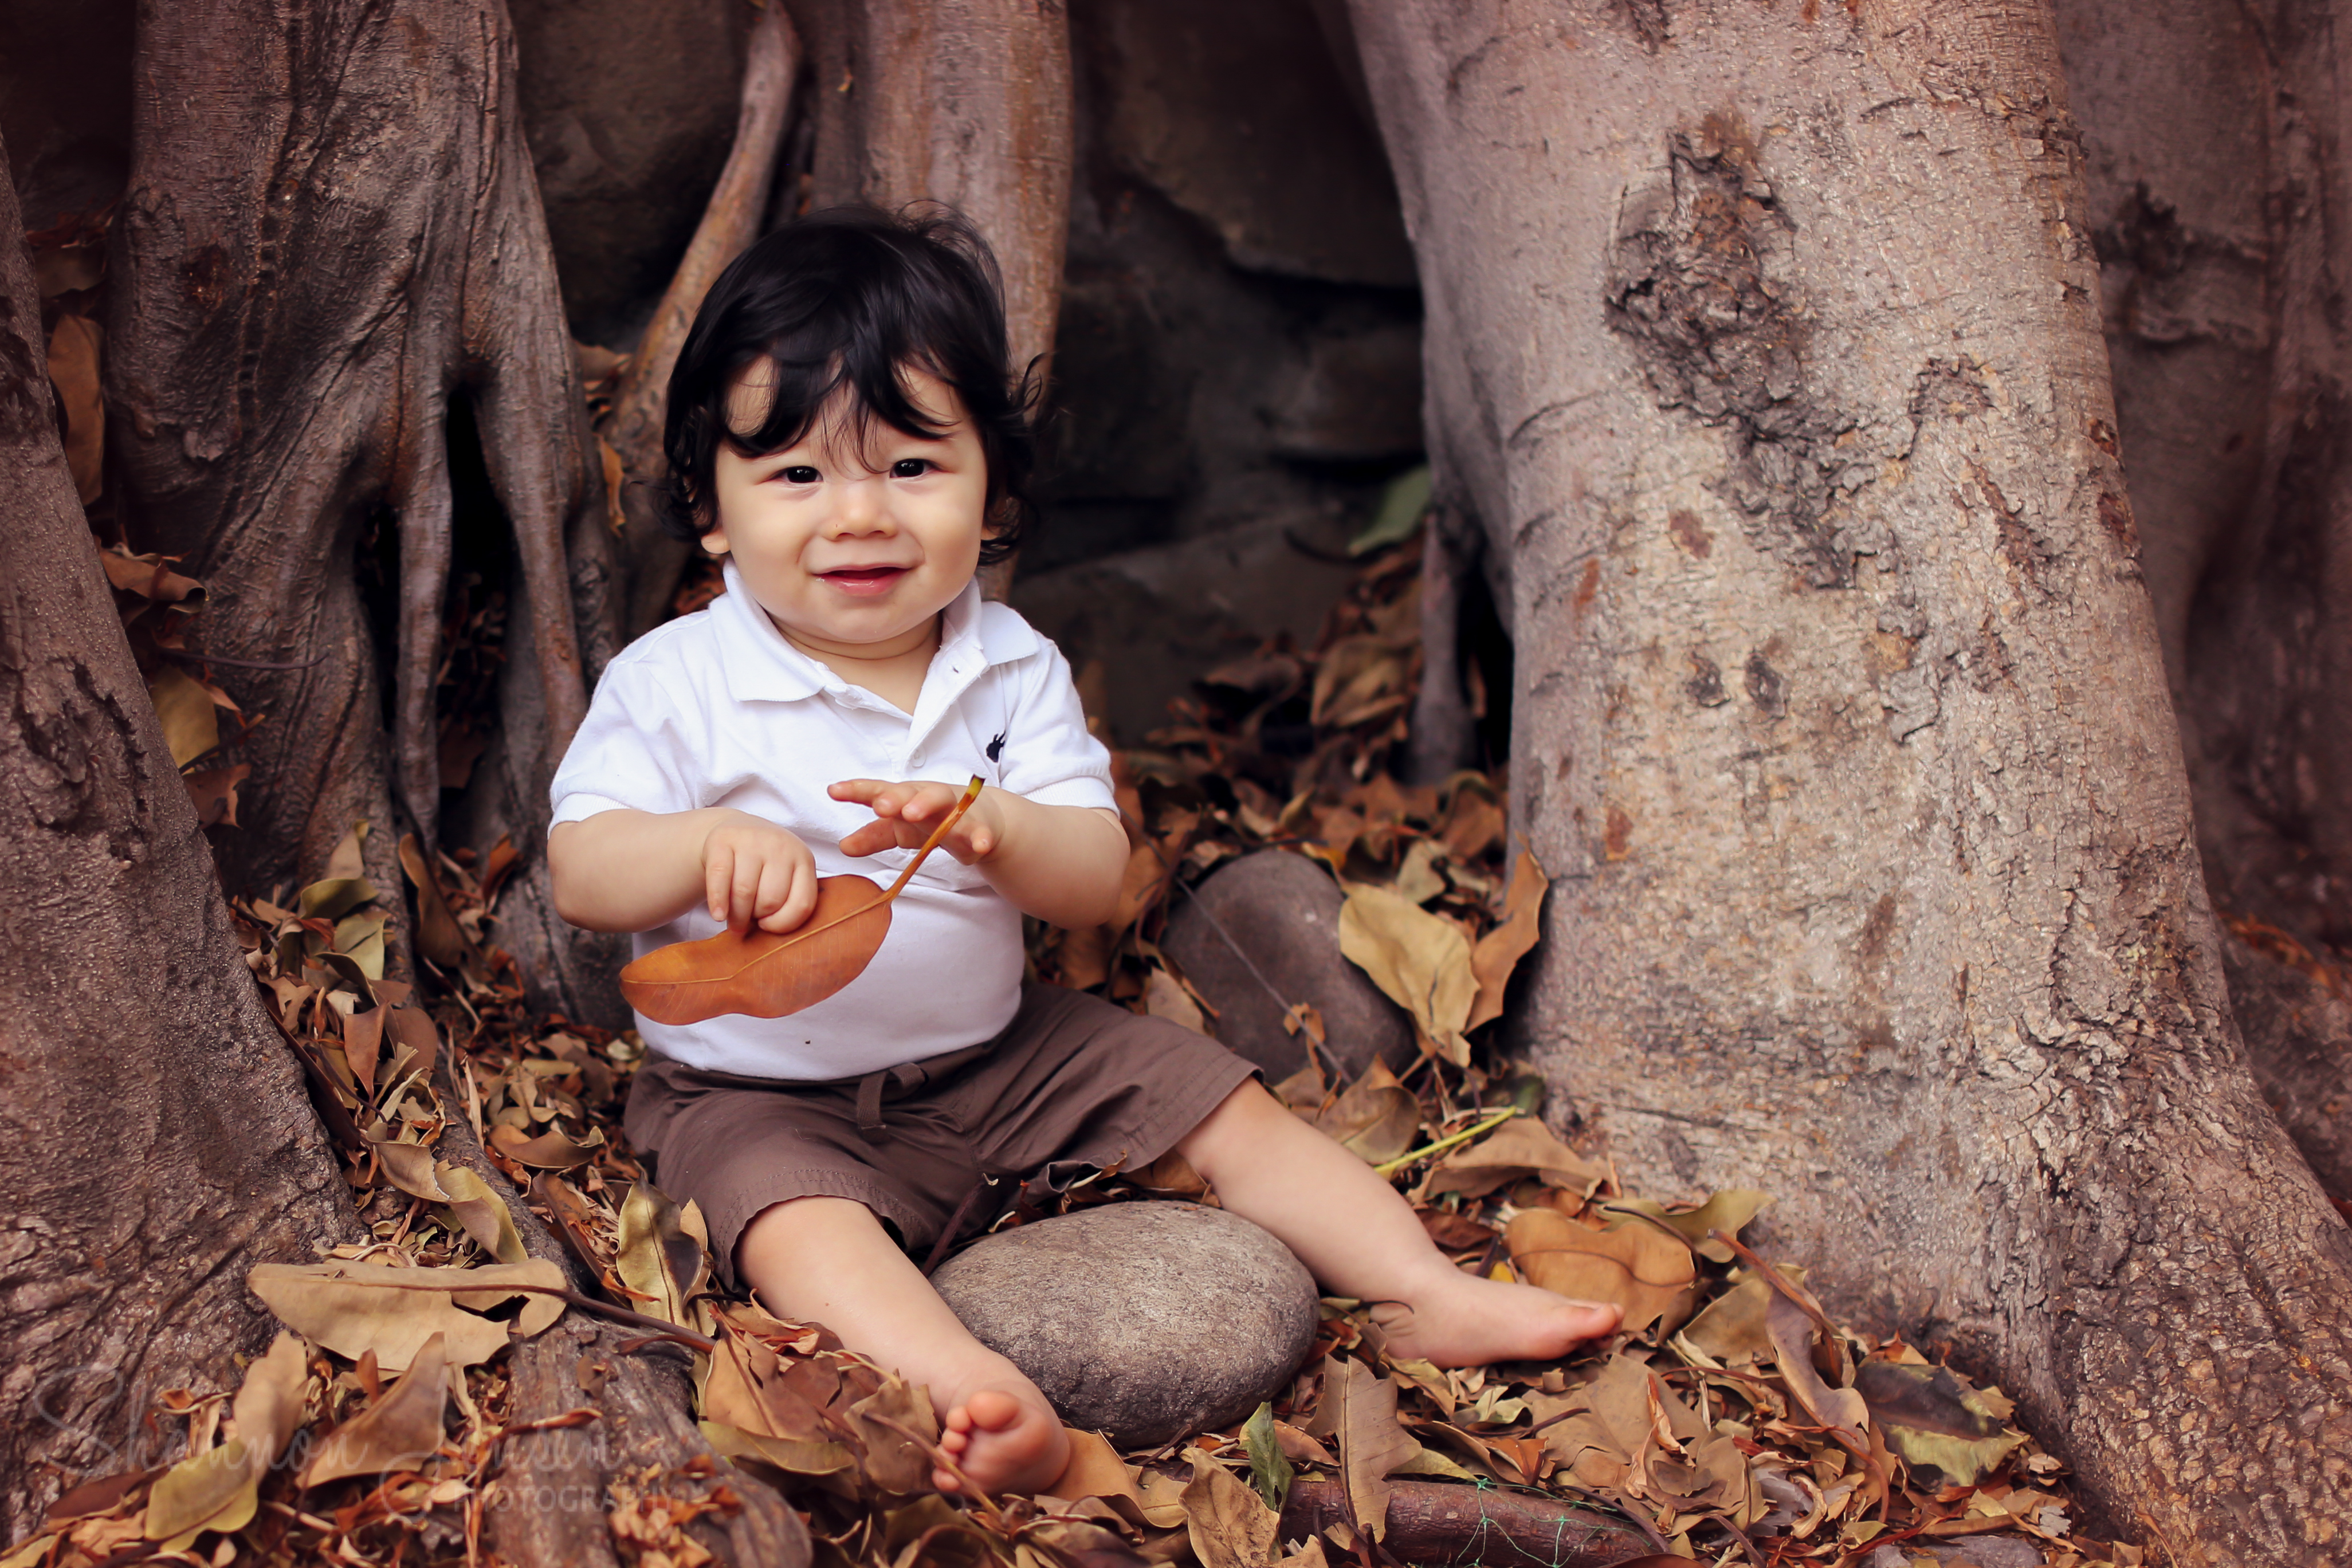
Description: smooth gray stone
1162,848,1417,1083
932,1203,1319,1449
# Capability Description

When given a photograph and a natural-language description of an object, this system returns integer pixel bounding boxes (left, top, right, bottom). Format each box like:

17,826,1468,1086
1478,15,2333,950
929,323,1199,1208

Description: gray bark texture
0,148,354,1538
2057,0,2352,1201
103,0,617,1019
1344,3,2352,1562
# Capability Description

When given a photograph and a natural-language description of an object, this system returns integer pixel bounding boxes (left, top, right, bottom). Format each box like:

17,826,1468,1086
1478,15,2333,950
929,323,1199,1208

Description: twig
1373,1106,1518,1176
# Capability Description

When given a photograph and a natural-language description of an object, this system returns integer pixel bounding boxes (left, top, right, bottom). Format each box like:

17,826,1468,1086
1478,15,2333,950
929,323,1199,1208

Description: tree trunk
0,147,355,1538
1346,3,2352,1562
104,0,612,1017
2055,0,2352,1201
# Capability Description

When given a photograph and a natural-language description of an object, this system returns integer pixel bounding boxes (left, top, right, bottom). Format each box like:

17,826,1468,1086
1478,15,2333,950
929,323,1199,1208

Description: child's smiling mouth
819,565,911,595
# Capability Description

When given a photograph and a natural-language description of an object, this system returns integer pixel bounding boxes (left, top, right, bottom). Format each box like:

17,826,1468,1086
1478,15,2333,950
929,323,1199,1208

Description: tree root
1277,1479,1662,1568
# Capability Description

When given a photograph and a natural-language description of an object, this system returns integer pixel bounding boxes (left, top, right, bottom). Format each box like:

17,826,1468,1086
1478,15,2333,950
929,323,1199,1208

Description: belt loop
854,1069,886,1137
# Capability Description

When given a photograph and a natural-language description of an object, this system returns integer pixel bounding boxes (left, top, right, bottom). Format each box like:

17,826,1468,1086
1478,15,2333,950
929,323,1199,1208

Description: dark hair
658,204,1039,564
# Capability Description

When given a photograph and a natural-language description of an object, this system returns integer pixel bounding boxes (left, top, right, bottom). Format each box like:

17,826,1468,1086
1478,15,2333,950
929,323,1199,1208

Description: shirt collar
710,563,1034,706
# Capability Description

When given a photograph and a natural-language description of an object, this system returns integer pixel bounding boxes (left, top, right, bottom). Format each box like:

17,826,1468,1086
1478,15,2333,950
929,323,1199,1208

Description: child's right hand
701,812,819,934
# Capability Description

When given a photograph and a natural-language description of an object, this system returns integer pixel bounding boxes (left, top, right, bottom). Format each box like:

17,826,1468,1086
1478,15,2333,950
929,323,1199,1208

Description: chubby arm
830,779,1129,929
548,807,819,935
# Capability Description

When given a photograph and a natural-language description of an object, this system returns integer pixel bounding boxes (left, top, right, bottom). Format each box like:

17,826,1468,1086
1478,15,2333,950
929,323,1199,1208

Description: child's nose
830,473,894,533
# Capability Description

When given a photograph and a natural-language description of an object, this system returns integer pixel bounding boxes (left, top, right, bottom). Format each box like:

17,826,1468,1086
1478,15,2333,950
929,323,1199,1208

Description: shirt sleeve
548,657,706,828
994,640,1118,813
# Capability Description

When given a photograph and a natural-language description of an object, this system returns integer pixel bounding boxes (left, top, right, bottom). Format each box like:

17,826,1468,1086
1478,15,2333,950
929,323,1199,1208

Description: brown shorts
623,981,1260,1290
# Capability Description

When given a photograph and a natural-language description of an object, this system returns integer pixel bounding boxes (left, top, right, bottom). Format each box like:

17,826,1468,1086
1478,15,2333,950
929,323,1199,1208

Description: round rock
1162,848,1415,1081
931,1202,1319,1448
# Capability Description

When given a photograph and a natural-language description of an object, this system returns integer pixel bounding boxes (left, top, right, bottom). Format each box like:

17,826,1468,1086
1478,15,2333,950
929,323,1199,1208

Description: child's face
705,363,988,658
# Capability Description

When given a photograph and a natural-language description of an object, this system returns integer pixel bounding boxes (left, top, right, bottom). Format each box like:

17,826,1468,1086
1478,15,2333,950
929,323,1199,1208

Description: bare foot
1372,1266,1621,1366
936,1384,1070,1495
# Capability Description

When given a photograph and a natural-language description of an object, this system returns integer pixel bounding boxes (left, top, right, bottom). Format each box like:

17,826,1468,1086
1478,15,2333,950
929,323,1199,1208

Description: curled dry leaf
248,1259,566,1371
1466,848,1548,1031
1601,1189,1771,1264
1309,1357,1420,1542
46,312,103,502
1678,1263,1807,1365
1051,1428,1145,1508
299,1330,451,1486
147,665,221,768
1505,1208,1696,1332
1854,1360,2024,1487
1422,1116,1609,1200
1309,1060,1422,1166
1764,1291,1868,1445
617,1180,708,1328
142,1332,308,1550
489,1121,606,1170
1337,882,1474,1064
622,776,983,1024
1181,1447,1281,1568
436,1162,529,1263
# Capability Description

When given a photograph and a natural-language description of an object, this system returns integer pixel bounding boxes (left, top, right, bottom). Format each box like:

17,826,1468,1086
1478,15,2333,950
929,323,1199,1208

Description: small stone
1162,849,1416,1082
930,1203,1318,1449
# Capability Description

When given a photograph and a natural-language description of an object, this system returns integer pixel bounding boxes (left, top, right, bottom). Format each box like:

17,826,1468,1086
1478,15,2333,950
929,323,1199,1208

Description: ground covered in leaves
9,539,2149,1568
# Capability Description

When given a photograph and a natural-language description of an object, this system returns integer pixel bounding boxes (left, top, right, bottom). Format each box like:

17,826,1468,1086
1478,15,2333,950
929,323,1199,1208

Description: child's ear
700,516,731,556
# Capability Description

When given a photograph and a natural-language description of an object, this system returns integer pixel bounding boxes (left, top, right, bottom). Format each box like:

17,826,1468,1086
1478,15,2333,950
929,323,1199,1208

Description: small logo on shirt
985,732,1006,764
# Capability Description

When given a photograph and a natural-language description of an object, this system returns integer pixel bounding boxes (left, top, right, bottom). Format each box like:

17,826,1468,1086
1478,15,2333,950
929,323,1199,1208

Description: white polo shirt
549,561,1116,1080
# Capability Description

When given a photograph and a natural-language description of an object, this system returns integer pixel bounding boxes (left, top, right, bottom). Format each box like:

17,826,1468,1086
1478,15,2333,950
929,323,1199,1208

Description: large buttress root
2055,0,2352,1203
1342,1,2352,1559
0,151,355,1537
604,2,802,641
105,0,600,904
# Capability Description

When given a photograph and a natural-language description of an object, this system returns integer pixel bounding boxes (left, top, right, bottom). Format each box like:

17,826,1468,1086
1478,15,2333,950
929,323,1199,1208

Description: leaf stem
1372,1107,1518,1177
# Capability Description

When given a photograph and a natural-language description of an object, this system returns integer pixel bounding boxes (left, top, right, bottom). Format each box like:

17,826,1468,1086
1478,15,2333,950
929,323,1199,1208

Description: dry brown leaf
248,1259,566,1370
341,1005,384,1097
142,1333,307,1550
1145,966,1209,1033
1505,1208,1695,1331
1318,1357,1418,1541
399,832,484,977
1182,1447,1280,1568
300,1330,450,1486
1050,1428,1142,1506
489,1122,606,1171
1678,1265,1804,1365
1310,1060,1421,1166
622,778,980,1023
1601,1190,1771,1264
1423,1117,1609,1199
183,761,250,828
147,665,221,768
45,312,103,503
1765,1292,1868,1445
99,547,203,603
367,1137,451,1202
843,1373,940,1495
1337,882,1474,1063
618,1180,708,1328
436,1162,529,1263
1466,849,1548,1031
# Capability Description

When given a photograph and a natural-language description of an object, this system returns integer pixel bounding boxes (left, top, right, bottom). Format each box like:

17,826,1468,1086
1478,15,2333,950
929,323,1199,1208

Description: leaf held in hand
621,777,983,1024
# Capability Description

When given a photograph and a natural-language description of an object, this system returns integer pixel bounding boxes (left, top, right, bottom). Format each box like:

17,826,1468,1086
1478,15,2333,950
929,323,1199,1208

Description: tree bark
0,146,354,1538
604,2,801,643
1346,3,2352,1562
103,0,608,973
2055,0,2352,1201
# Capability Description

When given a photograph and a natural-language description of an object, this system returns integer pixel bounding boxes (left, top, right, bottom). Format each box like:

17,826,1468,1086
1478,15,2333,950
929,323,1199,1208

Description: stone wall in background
1015,0,1426,741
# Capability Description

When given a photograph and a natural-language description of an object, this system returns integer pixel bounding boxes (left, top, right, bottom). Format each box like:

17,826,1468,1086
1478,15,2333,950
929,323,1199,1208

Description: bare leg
1177,1081,1621,1364
735,1195,1070,1494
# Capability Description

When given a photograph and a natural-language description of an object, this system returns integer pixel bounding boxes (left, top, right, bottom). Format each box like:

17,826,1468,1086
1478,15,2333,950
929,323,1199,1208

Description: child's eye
890,458,933,478
779,465,821,484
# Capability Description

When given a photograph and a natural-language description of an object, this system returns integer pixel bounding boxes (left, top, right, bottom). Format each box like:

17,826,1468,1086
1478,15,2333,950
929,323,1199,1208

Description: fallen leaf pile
7,533,2146,1568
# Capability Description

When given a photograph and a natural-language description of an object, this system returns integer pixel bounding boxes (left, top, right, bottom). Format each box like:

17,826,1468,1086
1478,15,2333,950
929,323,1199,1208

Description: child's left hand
830,778,1007,865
